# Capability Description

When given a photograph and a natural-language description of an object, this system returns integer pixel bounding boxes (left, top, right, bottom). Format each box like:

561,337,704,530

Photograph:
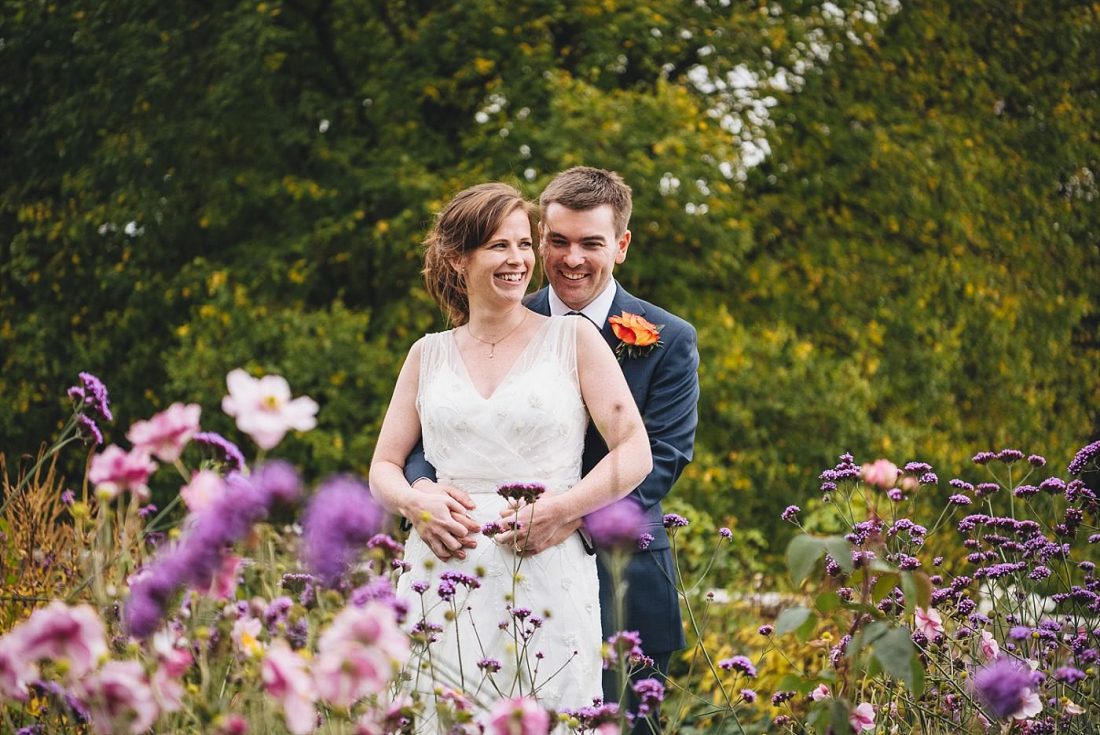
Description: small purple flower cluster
819,452,860,494
126,466,295,638
1068,439,1100,476
437,570,480,602
584,498,645,549
497,482,546,504
69,372,113,422
301,475,382,586
717,655,757,677
192,431,246,471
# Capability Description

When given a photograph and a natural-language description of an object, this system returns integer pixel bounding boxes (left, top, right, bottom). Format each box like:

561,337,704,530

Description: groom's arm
403,440,436,486
633,319,699,511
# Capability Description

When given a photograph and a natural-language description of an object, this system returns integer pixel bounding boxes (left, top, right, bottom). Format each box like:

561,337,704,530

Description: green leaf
872,571,901,604
821,536,854,574
775,606,813,636
786,534,825,586
816,591,842,613
873,627,918,691
830,699,851,735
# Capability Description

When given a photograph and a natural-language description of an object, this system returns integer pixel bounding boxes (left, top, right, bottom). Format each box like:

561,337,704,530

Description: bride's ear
449,255,467,278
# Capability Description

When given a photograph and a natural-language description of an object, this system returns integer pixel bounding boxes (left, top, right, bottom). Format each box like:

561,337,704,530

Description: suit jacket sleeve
403,439,437,485
633,319,700,511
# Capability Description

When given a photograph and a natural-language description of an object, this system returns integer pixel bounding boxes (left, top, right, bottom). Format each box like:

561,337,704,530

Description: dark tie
565,310,596,326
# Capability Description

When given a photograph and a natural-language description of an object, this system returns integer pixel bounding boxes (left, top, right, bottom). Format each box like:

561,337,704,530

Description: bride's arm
369,339,480,561
498,320,652,552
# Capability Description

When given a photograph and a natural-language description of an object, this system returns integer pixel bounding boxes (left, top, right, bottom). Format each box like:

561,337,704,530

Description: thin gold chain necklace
466,310,528,359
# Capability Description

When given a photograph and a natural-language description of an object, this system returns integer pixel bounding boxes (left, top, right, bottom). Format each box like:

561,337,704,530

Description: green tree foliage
2,1,1097,552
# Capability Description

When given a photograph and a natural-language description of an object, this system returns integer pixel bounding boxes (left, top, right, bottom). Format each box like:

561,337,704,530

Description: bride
369,183,651,720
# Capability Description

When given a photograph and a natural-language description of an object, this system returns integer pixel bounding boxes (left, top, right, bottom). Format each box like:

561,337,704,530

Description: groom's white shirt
547,278,617,326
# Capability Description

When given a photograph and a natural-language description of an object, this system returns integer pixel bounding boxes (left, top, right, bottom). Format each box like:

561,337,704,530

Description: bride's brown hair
423,182,535,326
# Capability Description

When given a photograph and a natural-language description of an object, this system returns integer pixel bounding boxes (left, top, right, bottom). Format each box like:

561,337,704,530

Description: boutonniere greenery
608,311,664,360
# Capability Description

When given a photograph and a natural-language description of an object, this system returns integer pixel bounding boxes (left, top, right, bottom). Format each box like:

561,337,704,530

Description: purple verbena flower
1027,454,1046,467
718,655,757,677
301,475,383,586
251,460,301,505
1068,440,1100,475
973,451,996,464
949,494,972,505
478,657,502,673
192,432,246,472
637,532,654,550
73,372,113,421
781,505,800,522
76,414,104,445
497,482,546,504
719,527,732,539
973,658,1033,718
584,498,645,549
662,513,689,529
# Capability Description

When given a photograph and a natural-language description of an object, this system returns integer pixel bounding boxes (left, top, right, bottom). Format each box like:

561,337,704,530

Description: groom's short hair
540,166,633,238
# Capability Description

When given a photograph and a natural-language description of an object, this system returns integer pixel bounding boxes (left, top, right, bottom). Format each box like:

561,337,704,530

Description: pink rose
80,659,159,735
849,702,875,732
487,696,551,735
180,469,226,514
861,459,899,489
262,641,316,735
126,402,201,462
810,683,831,701
221,369,318,450
914,606,944,639
89,445,157,501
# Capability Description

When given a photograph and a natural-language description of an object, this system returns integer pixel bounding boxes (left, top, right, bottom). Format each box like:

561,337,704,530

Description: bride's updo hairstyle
423,182,534,326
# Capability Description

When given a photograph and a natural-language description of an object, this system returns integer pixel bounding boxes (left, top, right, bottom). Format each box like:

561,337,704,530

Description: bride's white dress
396,316,602,715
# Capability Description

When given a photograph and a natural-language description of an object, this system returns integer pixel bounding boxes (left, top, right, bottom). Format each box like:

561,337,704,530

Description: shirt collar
547,278,618,326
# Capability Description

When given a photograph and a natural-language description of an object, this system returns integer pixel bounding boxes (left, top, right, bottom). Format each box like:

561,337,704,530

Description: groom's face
539,203,631,311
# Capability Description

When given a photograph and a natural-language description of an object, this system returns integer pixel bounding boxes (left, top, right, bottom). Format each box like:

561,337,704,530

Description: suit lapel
524,288,552,316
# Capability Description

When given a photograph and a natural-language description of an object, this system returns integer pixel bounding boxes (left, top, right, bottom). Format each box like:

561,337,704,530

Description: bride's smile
460,207,535,306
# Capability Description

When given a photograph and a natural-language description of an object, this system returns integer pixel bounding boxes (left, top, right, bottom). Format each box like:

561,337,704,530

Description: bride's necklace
466,310,528,359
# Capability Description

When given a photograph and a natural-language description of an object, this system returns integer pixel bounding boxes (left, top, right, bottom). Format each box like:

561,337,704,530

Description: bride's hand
406,482,480,561
497,496,580,555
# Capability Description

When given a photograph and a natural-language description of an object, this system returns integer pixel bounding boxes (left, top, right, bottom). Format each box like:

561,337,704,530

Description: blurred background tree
2,0,1097,562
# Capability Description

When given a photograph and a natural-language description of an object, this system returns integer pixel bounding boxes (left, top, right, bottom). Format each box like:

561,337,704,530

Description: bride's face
459,207,535,308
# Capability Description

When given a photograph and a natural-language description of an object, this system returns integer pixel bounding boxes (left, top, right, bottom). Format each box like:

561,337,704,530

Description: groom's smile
540,203,631,311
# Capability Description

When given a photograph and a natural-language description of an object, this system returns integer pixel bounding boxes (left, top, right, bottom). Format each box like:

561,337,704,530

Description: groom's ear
614,229,631,264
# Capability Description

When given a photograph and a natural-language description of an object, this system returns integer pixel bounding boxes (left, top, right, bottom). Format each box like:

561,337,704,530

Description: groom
528,167,698,723
407,167,699,725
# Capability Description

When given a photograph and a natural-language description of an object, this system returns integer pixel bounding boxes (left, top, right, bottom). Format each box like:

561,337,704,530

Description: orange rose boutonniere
608,311,664,360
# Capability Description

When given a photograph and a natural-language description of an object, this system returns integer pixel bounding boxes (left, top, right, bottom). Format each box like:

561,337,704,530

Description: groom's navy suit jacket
525,283,698,655
404,282,698,655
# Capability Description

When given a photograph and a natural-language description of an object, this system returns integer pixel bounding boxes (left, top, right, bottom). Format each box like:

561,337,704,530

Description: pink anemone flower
221,369,318,450
262,641,316,735
487,696,551,735
126,402,201,462
89,445,157,501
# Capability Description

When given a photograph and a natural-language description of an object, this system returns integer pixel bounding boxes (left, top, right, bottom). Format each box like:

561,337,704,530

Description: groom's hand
407,480,479,561
497,497,581,554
